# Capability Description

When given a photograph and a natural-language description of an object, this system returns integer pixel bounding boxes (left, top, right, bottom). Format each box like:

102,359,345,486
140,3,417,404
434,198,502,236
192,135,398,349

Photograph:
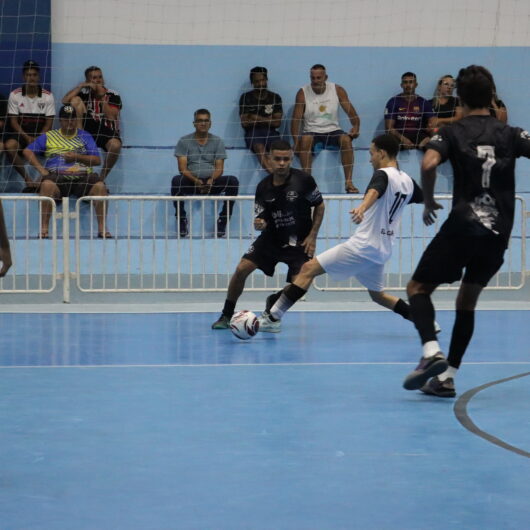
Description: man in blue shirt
384,72,436,150
171,109,239,237
23,105,110,239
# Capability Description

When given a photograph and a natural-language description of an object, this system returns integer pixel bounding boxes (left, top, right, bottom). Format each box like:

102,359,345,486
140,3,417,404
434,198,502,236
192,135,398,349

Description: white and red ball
230,310,259,340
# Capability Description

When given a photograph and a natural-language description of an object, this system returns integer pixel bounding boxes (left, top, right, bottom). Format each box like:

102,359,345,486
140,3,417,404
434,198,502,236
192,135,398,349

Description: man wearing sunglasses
212,139,325,330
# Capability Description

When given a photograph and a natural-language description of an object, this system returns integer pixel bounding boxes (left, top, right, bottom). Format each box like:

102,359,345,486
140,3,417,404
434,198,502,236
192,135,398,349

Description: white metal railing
0,194,526,299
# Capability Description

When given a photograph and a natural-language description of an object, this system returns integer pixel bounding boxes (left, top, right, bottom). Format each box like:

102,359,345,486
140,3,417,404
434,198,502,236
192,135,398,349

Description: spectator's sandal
345,182,359,194
39,231,49,239
98,231,112,239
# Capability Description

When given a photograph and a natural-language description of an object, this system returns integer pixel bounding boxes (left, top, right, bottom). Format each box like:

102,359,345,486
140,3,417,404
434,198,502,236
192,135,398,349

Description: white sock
438,366,458,381
422,341,441,359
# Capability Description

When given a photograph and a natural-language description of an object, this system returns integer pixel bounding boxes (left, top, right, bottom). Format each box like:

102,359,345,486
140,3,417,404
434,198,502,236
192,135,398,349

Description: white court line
1,361,530,369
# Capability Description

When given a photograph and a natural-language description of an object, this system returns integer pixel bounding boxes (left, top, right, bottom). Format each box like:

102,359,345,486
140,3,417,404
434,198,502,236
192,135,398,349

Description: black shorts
243,234,310,282
244,126,281,151
3,133,36,149
42,172,103,198
83,118,121,150
412,232,506,287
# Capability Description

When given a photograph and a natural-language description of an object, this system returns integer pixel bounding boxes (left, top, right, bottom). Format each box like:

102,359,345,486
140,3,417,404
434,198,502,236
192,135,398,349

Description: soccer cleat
420,376,456,398
258,313,282,333
211,314,230,330
434,320,442,334
216,216,227,238
403,352,448,390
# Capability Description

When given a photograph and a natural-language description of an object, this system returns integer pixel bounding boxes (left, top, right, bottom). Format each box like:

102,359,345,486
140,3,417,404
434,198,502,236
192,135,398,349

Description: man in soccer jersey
403,65,530,397
260,133,424,333
292,64,361,193
62,66,122,181
239,66,283,172
385,72,435,150
211,139,325,330
23,105,109,239
4,60,55,189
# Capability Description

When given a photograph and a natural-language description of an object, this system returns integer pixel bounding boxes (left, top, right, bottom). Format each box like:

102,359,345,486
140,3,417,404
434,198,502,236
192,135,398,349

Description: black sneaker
403,352,448,390
216,217,227,238
420,376,456,398
178,217,188,237
211,314,230,330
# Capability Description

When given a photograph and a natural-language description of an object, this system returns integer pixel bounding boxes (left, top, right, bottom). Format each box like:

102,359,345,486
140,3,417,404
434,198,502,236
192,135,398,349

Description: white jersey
347,167,416,264
7,86,55,134
302,82,340,134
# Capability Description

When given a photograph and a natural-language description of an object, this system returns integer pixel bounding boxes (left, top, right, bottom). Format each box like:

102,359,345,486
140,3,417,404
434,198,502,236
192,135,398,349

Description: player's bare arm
350,188,379,224
177,156,201,186
337,85,360,138
420,148,444,225
302,201,325,256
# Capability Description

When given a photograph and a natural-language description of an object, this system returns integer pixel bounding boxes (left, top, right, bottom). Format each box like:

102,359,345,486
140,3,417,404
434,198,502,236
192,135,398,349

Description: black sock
447,310,475,369
393,298,410,320
222,299,236,318
408,293,437,344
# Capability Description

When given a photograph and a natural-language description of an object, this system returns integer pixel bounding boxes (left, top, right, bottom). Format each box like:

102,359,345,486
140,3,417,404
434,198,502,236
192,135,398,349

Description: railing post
61,197,71,303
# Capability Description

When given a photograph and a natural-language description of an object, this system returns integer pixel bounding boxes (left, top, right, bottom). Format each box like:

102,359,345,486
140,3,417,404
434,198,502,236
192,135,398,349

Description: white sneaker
434,321,442,334
258,313,281,333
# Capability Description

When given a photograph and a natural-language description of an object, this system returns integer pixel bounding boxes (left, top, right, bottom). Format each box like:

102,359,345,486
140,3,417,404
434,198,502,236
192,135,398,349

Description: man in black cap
5,60,56,189
23,105,110,239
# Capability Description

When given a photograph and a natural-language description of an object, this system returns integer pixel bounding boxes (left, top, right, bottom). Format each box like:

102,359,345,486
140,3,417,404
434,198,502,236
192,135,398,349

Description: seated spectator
489,82,508,123
4,60,55,189
239,66,283,172
23,105,109,239
430,74,463,129
384,72,435,150
62,66,122,181
292,64,360,193
171,109,239,238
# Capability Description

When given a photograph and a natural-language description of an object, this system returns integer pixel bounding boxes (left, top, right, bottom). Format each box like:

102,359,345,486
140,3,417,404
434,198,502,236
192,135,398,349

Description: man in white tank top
292,64,361,193
259,134,425,333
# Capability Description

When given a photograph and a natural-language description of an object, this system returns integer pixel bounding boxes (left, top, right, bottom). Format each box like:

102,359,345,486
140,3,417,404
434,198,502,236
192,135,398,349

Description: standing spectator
62,66,122,181
430,74,463,129
23,105,109,239
489,81,508,123
385,72,435,150
292,64,360,193
239,66,283,172
4,60,55,189
211,140,325,330
171,109,239,238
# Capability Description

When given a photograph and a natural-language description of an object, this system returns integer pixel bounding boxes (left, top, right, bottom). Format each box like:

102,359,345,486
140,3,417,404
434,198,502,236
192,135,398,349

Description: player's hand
63,152,77,163
350,207,365,224
301,235,316,257
348,128,359,140
0,248,12,277
254,218,267,231
401,138,415,149
423,201,443,225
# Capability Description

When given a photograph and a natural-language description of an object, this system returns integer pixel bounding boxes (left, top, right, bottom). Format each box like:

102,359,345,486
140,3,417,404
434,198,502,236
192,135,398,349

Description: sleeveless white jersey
302,82,340,134
347,167,415,264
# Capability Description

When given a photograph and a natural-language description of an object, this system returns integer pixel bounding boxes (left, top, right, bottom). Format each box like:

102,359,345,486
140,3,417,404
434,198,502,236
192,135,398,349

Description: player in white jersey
260,133,424,332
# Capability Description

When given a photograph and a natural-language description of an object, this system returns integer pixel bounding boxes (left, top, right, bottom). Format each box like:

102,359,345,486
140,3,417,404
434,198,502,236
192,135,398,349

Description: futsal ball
230,310,259,340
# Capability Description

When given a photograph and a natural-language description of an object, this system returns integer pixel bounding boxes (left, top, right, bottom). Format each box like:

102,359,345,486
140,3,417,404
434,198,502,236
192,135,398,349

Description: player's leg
210,175,239,237
337,133,358,193
101,137,122,181
252,142,272,172
170,174,195,236
38,178,60,238
296,135,314,173
87,179,110,237
212,258,258,329
368,290,410,318
4,138,31,185
69,96,87,130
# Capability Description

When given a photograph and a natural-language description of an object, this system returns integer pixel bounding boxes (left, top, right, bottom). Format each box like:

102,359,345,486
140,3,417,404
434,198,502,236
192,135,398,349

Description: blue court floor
1,310,529,530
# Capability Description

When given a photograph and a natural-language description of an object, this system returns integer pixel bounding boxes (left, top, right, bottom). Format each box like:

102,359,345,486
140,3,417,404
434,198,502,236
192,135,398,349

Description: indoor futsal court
1,306,529,529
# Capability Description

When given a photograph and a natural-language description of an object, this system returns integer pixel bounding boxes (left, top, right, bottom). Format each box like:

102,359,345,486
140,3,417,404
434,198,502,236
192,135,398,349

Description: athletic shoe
420,376,456,398
434,320,441,334
258,314,281,333
211,314,230,330
403,352,448,390
216,217,227,238
178,217,188,238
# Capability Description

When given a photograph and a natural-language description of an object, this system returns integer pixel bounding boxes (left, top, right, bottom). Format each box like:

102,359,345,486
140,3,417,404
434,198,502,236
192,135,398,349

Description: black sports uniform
413,115,530,286
239,89,282,149
244,167,323,281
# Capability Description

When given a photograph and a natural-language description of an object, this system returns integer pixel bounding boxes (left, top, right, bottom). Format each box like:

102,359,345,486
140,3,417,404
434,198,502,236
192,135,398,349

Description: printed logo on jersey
246,244,255,254
520,130,530,140
264,104,273,115
38,102,45,110
431,134,443,142
286,191,298,202
254,203,265,216
305,188,322,204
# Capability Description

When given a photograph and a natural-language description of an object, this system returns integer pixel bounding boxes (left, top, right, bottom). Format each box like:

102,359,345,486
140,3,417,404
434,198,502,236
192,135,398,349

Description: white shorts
316,242,385,291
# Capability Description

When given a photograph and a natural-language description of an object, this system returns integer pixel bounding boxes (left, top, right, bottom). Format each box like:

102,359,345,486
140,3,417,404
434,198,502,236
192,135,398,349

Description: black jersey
239,90,282,122
254,168,323,246
426,115,530,243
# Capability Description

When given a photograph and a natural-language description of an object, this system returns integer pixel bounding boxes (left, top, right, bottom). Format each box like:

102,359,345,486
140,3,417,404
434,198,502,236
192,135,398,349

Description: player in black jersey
403,65,530,396
212,140,325,330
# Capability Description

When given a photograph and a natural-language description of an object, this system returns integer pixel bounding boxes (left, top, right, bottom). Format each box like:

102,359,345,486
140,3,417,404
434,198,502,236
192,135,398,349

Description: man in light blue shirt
171,108,239,237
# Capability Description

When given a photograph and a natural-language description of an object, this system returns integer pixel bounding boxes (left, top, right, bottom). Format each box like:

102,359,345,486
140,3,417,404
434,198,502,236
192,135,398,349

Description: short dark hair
269,140,292,152
194,108,211,120
372,134,399,159
401,72,416,80
23,60,40,73
311,64,326,71
84,65,102,79
250,66,268,83
456,65,494,109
